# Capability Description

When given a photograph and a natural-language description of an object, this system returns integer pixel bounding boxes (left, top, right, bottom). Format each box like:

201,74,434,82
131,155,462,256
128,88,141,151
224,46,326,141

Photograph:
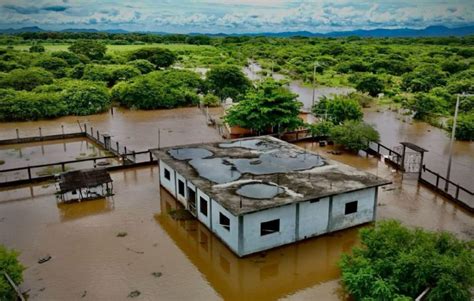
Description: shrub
401,65,447,92
61,80,111,115
330,120,380,151
201,93,220,107
128,48,177,68
313,95,363,125
340,220,474,301
68,40,107,60
0,67,54,91
355,74,385,97
0,89,67,121
409,93,447,119
34,56,68,77
0,245,25,300
29,44,45,53
309,120,334,137
449,113,474,141
127,59,156,74
51,51,83,66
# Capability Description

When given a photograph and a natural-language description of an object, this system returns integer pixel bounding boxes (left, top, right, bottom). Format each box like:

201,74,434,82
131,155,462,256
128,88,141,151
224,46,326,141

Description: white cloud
0,0,472,32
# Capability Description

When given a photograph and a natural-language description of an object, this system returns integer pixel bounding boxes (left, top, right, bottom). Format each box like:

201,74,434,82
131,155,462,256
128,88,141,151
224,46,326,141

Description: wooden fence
419,165,473,212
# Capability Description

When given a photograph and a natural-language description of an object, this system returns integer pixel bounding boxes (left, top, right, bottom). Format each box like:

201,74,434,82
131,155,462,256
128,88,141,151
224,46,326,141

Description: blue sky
0,0,473,33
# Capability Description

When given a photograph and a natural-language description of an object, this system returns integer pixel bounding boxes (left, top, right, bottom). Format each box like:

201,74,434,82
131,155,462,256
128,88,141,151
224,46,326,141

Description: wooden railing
0,150,156,187
419,165,473,212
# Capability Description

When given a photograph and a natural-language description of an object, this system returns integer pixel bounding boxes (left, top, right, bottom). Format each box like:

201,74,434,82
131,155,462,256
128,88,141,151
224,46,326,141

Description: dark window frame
219,213,230,231
178,180,185,197
200,197,208,217
345,201,358,215
164,168,171,181
260,219,280,236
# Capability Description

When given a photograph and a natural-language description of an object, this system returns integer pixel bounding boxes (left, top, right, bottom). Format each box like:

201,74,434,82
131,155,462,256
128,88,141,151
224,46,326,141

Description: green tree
0,67,54,91
309,120,334,137
68,40,107,60
355,74,385,97
0,89,67,121
401,65,447,92
29,44,45,53
449,114,474,141
34,56,68,77
51,51,84,66
201,93,220,107
312,95,363,125
340,220,474,301
61,80,111,115
111,70,202,109
128,48,177,68
206,65,251,101
0,245,25,300
224,79,302,133
329,120,379,151
409,93,447,119
127,59,156,74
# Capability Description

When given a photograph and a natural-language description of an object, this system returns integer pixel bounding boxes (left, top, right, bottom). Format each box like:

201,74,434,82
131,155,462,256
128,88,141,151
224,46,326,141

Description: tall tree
206,65,251,101
224,79,302,133
68,40,107,60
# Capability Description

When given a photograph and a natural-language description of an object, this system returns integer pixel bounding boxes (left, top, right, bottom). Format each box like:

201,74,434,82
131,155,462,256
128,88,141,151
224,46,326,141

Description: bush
0,245,25,300
206,65,251,101
29,44,45,53
355,74,385,97
0,67,54,91
313,95,363,125
112,70,202,109
201,94,220,107
340,220,474,301
51,51,83,66
34,56,68,77
330,120,379,151
127,59,156,74
309,120,334,137
0,89,67,121
68,40,107,60
61,80,111,115
401,65,447,92
128,48,177,68
82,64,141,86
409,93,447,119
449,114,474,141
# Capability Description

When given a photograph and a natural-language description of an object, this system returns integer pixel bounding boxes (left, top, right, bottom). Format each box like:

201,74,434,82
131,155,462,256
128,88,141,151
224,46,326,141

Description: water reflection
56,198,115,222
155,187,360,301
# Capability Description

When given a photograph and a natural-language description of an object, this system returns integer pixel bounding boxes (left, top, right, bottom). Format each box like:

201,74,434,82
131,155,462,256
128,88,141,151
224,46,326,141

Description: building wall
241,204,297,256
159,159,176,198
298,197,330,239
197,188,211,228
211,200,239,254
329,187,376,232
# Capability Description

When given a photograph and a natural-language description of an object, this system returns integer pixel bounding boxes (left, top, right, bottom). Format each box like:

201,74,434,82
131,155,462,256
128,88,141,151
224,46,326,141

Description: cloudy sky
1,0,473,33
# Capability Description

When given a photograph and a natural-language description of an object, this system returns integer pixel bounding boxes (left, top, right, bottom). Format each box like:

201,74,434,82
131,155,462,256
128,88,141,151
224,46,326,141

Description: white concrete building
153,136,389,257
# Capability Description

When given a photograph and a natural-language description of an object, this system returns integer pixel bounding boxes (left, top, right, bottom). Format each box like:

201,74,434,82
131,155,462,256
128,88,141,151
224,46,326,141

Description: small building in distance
152,136,390,257
56,168,113,202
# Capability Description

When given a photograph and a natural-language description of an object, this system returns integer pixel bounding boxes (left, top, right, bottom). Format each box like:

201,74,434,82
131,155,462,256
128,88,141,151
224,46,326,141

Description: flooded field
0,138,110,169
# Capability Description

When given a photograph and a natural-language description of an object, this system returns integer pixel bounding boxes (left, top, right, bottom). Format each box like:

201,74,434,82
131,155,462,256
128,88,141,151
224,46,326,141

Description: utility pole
311,62,319,108
445,92,474,191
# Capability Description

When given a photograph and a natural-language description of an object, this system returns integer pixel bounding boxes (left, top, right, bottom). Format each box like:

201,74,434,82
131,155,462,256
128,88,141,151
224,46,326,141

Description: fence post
116,142,119,152
149,151,153,162
39,127,42,139
90,127,93,136
455,185,460,200
27,166,32,180
377,143,380,154
84,123,87,134
435,174,440,188
61,125,65,138
124,146,127,155
96,130,99,140
61,163,65,172
132,151,136,162
16,129,19,141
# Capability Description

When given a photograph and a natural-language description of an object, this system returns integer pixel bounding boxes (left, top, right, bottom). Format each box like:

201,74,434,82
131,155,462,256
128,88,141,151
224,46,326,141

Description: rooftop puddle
236,183,284,199
168,147,213,160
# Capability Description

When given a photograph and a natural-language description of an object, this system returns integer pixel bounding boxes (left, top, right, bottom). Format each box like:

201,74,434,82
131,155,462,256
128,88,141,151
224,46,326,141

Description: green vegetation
312,94,363,124
0,244,25,300
330,120,380,152
225,79,302,133
201,93,220,107
0,33,472,140
206,65,251,101
340,220,474,301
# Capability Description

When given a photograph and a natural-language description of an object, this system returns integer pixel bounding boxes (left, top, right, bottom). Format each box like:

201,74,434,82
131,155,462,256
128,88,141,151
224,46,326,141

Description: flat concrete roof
152,136,390,216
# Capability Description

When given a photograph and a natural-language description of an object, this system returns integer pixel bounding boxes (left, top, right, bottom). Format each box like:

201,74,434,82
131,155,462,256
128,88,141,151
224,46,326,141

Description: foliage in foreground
312,95,363,125
224,79,302,133
0,245,25,301
330,120,380,152
340,220,474,301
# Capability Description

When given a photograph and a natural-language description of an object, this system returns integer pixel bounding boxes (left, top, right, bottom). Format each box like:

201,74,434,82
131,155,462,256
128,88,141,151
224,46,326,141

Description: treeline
0,40,251,121
1,32,213,45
